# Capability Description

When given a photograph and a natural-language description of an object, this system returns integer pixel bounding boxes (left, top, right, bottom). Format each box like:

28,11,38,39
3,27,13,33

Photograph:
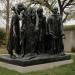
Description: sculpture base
0,54,71,67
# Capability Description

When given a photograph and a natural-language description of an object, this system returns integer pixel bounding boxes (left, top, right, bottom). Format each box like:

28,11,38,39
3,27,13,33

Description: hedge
64,25,75,31
0,28,6,46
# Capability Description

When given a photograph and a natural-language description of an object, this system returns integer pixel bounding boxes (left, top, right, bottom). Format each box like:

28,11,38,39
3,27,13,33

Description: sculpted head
52,7,58,14
37,7,43,17
11,6,17,14
17,3,24,14
27,7,36,19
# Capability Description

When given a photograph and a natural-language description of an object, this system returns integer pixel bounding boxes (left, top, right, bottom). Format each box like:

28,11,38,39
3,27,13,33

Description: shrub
71,47,75,53
64,25,75,31
0,28,6,46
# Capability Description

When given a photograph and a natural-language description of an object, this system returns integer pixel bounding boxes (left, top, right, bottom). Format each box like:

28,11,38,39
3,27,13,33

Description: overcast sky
0,0,75,28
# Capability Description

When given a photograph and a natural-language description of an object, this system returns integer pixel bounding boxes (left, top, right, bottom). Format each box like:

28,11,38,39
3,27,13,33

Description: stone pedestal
0,54,71,67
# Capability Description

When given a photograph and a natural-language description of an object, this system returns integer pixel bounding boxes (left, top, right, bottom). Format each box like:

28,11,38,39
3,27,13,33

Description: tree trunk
6,0,9,41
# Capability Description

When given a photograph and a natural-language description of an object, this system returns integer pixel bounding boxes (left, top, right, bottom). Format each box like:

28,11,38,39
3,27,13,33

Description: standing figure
47,7,64,55
25,7,36,55
36,7,46,53
20,6,27,57
7,6,21,58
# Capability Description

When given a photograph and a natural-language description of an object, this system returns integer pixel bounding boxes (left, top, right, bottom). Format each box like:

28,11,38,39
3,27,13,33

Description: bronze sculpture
20,6,27,57
24,7,37,55
1,3,71,67
36,7,46,53
7,6,21,58
7,4,64,58
47,7,64,55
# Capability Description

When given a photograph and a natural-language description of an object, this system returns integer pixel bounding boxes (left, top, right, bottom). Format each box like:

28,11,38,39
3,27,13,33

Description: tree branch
31,0,53,11
70,2,75,5
44,0,53,11
63,0,74,9
63,11,69,22
58,0,62,8
61,0,67,7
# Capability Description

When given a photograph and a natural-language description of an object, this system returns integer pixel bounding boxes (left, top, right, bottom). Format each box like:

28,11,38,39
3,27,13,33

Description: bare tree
30,0,57,11
0,0,75,32
57,0,75,22
29,0,75,22
0,0,9,40
6,0,9,40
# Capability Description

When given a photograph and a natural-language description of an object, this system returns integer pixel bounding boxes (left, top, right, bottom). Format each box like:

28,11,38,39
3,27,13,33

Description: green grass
0,55,74,75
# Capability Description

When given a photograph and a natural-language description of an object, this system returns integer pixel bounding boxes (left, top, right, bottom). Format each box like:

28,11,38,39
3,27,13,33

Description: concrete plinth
0,59,73,73
0,54,72,73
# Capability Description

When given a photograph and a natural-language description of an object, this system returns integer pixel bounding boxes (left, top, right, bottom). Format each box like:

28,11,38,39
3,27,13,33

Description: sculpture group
7,3,64,59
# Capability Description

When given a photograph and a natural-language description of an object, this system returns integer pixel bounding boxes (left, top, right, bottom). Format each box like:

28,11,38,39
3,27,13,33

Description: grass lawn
0,54,74,75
